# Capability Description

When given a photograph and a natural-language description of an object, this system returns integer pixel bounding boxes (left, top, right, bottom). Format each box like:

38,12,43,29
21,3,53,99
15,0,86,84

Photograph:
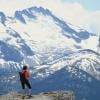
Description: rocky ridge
0,91,75,100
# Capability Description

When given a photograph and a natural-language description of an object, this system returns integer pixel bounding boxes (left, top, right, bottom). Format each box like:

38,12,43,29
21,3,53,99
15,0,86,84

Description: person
19,65,32,98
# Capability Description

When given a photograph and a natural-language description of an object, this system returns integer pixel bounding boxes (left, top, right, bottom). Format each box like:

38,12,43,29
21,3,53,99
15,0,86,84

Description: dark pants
21,79,31,89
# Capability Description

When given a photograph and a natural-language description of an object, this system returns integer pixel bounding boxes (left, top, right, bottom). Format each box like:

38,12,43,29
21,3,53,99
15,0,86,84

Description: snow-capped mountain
0,6,100,100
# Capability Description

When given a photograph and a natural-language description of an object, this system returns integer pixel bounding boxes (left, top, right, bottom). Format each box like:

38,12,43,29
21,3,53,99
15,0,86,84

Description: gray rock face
0,91,75,100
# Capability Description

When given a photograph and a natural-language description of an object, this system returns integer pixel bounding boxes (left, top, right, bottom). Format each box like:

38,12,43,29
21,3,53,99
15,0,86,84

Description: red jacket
22,69,30,80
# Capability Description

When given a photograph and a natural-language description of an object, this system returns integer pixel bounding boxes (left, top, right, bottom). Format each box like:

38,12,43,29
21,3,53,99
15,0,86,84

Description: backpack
19,71,26,82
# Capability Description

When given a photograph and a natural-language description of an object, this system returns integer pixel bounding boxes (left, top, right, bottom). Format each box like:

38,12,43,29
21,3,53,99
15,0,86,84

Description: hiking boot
27,95,33,99
22,95,25,99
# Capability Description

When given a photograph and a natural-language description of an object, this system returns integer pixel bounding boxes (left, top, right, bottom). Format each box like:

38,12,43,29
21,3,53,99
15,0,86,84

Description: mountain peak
14,6,51,24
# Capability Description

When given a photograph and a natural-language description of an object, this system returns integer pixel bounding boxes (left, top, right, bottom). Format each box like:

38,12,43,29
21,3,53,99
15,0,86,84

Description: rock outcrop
0,91,75,100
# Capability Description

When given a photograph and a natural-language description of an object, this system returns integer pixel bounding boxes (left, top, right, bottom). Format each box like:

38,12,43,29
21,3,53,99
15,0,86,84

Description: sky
0,0,100,35
62,0,100,11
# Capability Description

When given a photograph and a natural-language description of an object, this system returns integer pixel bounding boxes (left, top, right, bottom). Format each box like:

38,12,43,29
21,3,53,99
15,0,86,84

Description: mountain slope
0,6,99,67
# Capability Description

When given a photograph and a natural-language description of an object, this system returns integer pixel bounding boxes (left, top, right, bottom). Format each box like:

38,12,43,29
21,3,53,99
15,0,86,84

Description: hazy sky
0,0,100,34
62,0,100,11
